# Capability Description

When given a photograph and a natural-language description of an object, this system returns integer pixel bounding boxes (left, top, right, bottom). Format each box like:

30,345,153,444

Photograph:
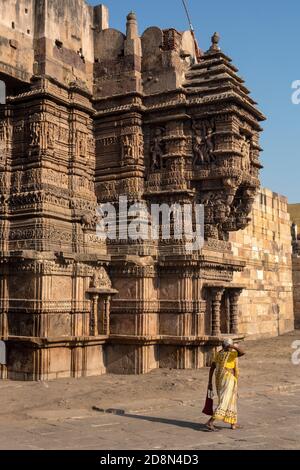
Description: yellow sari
213,350,238,425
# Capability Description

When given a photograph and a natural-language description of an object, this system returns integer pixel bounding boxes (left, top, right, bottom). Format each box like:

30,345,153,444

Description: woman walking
205,339,245,431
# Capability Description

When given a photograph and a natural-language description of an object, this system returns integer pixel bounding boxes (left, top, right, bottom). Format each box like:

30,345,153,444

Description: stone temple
0,1,295,380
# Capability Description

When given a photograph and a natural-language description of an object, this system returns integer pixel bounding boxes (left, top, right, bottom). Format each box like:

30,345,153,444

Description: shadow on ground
123,413,225,433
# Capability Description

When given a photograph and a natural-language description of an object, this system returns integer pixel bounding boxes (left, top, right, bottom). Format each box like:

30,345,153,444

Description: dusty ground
0,331,300,450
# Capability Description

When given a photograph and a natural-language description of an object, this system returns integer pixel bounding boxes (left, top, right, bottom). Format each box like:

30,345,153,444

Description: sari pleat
212,350,238,425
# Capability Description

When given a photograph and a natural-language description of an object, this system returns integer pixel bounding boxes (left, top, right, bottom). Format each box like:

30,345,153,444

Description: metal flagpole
181,0,202,61
181,0,194,32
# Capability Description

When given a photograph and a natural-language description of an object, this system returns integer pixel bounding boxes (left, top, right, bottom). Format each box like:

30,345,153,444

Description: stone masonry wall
230,188,294,339
0,0,109,88
292,256,300,328
288,203,300,328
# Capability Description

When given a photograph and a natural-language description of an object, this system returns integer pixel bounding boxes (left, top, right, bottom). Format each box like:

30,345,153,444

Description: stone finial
125,10,141,61
209,32,221,52
126,11,138,39
127,11,136,21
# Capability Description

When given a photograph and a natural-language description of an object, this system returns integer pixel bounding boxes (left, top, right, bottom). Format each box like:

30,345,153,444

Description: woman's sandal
205,424,218,432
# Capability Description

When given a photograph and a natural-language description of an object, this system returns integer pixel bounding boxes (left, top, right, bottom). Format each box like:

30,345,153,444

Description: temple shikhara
0,1,296,380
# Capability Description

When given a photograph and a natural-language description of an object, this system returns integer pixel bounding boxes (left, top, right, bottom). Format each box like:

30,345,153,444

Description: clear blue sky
90,0,300,203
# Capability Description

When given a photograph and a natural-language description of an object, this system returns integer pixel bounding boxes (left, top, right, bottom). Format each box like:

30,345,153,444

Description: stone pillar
90,294,99,336
87,287,117,336
103,295,111,336
229,289,243,334
124,11,142,93
211,288,224,336
125,11,142,58
126,11,139,42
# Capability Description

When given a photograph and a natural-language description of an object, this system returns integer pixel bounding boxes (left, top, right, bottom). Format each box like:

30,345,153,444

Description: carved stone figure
29,121,39,147
121,131,142,163
192,121,215,166
91,267,112,289
240,135,251,171
150,128,165,171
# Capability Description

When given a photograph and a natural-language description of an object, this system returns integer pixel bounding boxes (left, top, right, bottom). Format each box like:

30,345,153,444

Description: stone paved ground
0,331,300,450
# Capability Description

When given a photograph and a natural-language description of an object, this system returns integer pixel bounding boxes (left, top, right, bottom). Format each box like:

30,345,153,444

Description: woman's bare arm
208,363,216,389
232,344,245,357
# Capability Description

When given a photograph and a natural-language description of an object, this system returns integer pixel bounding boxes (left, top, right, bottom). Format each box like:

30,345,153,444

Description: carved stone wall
0,74,115,380
0,3,274,380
